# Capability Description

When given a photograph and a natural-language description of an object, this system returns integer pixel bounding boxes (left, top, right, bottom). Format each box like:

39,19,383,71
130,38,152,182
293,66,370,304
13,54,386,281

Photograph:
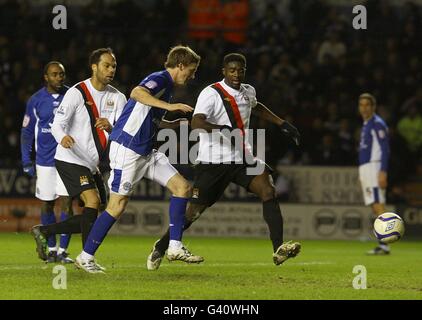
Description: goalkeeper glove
280,121,300,146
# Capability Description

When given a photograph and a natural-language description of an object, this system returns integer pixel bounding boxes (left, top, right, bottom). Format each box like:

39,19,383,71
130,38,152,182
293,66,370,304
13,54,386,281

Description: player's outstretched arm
130,86,193,113
252,102,300,146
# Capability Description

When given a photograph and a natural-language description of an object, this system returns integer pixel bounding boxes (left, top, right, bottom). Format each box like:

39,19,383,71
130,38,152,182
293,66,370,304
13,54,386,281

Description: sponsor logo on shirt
41,128,52,133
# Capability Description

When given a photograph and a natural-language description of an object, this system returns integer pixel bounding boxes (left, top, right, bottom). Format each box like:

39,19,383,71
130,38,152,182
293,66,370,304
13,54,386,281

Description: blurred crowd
0,0,421,193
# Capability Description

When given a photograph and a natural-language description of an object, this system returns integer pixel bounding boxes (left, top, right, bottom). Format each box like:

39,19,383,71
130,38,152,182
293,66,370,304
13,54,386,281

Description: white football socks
169,240,182,249
80,251,94,261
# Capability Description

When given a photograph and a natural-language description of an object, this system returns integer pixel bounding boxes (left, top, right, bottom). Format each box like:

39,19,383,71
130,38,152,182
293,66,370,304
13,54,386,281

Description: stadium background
0,0,422,240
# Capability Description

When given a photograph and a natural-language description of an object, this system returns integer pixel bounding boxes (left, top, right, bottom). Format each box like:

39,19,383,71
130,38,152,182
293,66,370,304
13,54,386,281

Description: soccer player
74,45,203,273
30,48,127,264
21,61,74,263
358,93,391,255
147,53,302,270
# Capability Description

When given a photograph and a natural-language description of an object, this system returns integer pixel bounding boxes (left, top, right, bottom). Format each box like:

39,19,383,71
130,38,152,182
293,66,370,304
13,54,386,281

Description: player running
74,45,203,273
358,93,391,255
21,61,74,263
30,48,126,264
147,53,302,270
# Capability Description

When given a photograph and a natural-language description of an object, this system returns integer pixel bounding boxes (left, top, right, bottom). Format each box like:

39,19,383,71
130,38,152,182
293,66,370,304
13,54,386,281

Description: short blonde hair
164,45,201,68
359,93,377,108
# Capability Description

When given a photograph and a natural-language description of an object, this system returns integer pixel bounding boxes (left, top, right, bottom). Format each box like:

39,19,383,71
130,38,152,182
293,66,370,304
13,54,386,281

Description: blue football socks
59,212,71,250
83,211,116,256
169,196,189,242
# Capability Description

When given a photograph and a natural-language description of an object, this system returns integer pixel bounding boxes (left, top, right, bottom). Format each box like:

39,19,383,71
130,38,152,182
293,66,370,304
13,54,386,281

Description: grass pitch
0,233,421,300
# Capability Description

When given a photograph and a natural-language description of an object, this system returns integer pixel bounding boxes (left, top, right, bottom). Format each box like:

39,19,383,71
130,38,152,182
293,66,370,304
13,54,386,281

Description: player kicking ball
74,46,204,273
148,53,301,270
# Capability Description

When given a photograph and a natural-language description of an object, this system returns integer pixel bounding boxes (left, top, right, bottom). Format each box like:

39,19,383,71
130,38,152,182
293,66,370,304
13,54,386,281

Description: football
373,212,405,244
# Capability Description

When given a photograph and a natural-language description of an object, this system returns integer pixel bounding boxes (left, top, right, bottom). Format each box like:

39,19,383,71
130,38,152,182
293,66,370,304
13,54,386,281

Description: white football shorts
359,162,386,206
35,165,69,201
108,141,178,196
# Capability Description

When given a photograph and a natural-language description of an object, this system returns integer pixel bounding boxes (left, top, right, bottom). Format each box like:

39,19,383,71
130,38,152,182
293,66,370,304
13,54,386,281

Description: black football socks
262,199,284,252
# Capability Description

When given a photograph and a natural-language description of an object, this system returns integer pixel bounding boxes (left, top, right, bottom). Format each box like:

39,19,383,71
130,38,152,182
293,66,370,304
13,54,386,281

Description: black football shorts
190,161,273,207
55,160,100,198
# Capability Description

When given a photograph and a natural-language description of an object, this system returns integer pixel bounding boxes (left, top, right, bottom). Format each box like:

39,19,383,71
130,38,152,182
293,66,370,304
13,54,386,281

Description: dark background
1,0,421,204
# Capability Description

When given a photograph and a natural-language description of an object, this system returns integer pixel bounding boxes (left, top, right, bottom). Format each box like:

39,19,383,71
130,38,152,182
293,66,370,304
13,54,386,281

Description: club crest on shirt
107,99,114,107
80,175,89,186
365,187,372,196
123,182,132,192
224,97,231,102
144,80,158,90
57,105,65,115
53,101,60,107
192,188,199,199
378,130,385,139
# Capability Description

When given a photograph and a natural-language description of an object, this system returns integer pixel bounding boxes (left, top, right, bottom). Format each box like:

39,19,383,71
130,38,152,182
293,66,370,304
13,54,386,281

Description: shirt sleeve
20,96,37,165
111,92,127,125
193,87,217,118
248,85,258,109
139,73,168,96
374,123,390,171
51,87,82,144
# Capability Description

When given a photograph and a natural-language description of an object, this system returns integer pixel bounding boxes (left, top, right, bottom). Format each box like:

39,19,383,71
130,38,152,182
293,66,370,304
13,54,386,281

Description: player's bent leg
248,171,301,265
106,193,129,218
147,203,207,271
186,203,208,225
152,173,204,270
147,209,207,270
75,194,128,273
166,173,192,198
79,189,100,246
